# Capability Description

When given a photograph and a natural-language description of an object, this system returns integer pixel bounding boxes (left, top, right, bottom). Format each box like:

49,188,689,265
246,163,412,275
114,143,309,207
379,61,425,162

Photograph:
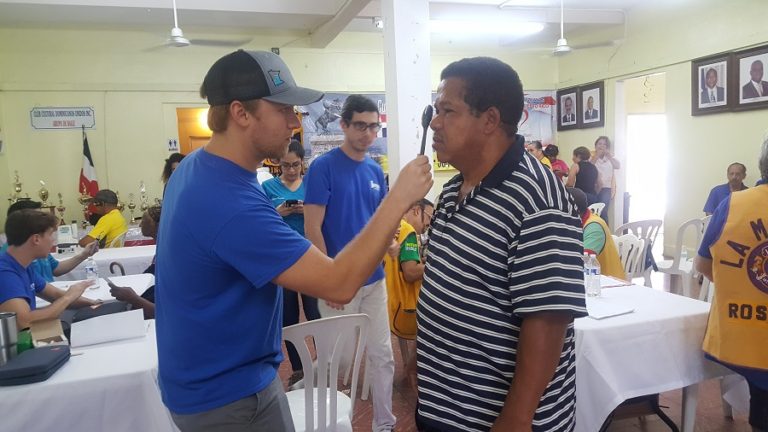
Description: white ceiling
0,0,671,51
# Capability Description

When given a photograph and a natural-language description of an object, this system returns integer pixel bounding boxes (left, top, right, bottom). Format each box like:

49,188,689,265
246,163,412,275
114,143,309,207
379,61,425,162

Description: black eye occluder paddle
420,105,433,156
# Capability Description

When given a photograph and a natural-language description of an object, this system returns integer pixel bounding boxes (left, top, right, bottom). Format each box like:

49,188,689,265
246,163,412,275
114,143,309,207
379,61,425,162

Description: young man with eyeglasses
304,94,396,432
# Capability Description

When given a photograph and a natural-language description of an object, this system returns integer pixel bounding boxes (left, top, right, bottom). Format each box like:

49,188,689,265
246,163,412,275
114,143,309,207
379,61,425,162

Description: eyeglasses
280,161,302,170
349,121,382,133
422,210,434,220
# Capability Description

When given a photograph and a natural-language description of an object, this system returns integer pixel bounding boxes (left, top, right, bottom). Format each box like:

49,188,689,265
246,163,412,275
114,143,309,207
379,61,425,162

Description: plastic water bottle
587,254,601,297
84,257,99,288
583,252,591,289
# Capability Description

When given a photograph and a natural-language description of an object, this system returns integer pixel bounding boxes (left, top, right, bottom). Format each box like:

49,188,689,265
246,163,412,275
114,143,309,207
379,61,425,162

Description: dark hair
161,153,186,184
340,95,379,124
413,198,434,210
543,144,559,159
7,199,42,216
146,205,162,224
531,140,543,150
5,209,58,247
286,139,305,160
573,146,591,161
727,162,746,174
440,57,524,138
567,187,588,216
705,68,718,79
595,136,612,150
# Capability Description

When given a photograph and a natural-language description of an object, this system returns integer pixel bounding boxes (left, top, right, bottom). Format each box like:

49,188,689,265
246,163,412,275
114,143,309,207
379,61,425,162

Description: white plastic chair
588,202,606,217
615,234,645,280
284,314,369,432
107,231,127,248
656,218,703,297
614,219,662,286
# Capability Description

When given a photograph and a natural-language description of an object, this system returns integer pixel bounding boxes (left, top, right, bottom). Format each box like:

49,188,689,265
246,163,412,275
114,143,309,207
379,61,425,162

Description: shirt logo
370,181,380,191
747,241,768,294
268,70,285,87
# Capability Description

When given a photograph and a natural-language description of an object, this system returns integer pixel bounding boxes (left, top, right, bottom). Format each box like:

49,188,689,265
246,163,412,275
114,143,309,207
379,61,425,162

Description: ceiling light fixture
429,20,543,36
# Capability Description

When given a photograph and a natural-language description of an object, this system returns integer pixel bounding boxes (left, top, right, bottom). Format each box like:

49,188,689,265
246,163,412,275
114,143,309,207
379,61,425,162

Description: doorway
177,107,211,154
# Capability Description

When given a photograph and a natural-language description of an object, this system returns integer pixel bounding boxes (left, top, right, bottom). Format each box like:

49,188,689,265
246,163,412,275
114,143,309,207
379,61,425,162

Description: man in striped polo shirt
415,57,587,431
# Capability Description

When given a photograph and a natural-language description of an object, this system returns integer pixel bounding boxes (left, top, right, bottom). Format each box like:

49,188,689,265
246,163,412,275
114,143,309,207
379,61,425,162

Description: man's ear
229,101,254,127
482,107,502,135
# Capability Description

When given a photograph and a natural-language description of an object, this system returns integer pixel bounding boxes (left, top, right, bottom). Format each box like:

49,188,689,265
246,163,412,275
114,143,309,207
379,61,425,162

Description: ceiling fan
553,0,571,56
154,0,251,49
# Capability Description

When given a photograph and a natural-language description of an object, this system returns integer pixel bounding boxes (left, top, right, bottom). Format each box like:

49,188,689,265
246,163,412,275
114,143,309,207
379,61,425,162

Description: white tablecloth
0,322,177,432
574,284,730,432
53,245,156,281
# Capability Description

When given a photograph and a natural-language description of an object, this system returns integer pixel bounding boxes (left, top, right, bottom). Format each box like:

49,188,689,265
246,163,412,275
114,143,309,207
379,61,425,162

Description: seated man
0,209,98,329
703,162,748,216
384,198,434,341
527,140,552,169
568,187,626,280
79,189,128,248
2,199,98,282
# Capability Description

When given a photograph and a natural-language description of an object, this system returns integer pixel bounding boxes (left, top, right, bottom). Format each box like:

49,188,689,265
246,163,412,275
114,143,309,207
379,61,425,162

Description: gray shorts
171,376,295,432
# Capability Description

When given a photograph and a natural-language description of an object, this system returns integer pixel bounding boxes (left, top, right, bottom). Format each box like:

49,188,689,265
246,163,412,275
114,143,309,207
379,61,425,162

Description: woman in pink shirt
544,144,570,181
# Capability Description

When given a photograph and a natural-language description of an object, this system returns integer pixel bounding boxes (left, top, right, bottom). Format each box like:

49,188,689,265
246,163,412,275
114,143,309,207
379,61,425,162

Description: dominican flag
79,126,99,198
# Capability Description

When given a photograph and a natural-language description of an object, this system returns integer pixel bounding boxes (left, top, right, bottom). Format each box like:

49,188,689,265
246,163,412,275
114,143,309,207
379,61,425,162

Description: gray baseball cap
202,50,324,106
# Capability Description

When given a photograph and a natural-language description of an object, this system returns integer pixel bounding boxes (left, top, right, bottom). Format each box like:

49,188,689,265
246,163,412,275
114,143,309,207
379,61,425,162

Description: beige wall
554,0,768,254
0,27,555,227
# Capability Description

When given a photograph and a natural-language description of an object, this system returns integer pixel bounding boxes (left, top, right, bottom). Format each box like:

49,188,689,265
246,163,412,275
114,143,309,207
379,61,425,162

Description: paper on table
586,296,635,320
70,309,146,348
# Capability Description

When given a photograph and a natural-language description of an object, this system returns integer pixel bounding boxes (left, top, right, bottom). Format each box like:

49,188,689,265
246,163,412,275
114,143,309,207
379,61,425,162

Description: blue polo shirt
303,147,387,286
0,252,47,310
0,244,59,283
703,183,746,214
156,148,312,414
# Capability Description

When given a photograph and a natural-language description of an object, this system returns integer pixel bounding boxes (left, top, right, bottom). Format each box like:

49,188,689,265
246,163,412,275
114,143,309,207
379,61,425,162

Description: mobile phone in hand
284,199,299,207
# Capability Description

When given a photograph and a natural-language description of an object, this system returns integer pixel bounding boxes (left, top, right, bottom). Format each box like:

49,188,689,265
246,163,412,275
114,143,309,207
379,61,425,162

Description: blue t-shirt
0,252,47,311
303,147,387,286
703,183,746,214
156,148,312,414
698,195,768,390
0,244,58,283
261,177,306,236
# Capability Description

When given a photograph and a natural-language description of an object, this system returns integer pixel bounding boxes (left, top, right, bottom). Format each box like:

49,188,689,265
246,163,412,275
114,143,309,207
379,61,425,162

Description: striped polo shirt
417,136,587,431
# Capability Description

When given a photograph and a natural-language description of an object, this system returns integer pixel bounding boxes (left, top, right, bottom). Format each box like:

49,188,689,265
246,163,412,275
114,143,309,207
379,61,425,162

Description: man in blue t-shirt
703,162,748,215
156,50,433,432
2,199,98,282
304,94,396,432
0,210,96,330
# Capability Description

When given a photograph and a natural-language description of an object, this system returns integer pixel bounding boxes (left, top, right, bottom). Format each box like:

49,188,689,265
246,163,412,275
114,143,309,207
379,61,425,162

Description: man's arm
491,312,571,432
275,156,433,304
78,235,97,247
401,261,425,284
0,282,93,329
694,255,713,281
38,282,99,309
53,242,98,276
304,204,328,255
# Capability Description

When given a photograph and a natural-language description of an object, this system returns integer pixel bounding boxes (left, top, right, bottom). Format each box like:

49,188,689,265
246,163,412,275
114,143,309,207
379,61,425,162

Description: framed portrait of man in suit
734,45,768,111
579,81,604,128
556,87,579,131
691,53,731,116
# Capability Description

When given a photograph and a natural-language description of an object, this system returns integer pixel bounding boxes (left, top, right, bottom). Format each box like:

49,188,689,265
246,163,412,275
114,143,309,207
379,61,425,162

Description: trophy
77,189,92,222
115,191,125,212
38,180,50,207
56,193,66,225
127,193,137,223
9,170,23,203
139,181,149,212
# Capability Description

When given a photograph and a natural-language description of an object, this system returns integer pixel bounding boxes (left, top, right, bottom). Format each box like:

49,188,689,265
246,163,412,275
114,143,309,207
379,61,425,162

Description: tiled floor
277,272,753,431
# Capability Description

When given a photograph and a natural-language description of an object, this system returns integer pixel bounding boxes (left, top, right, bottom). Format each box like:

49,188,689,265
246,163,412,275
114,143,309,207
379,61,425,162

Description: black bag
0,346,70,386
72,301,130,323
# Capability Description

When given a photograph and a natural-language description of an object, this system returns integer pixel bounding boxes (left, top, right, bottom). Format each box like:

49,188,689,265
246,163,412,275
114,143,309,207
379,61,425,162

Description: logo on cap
747,241,768,294
268,70,285,87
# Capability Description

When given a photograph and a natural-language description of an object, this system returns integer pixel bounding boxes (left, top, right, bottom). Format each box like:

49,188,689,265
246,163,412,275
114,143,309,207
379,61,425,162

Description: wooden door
177,107,211,154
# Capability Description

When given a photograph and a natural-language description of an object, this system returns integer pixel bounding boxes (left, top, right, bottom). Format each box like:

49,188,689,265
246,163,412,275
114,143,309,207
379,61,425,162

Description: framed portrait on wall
579,81,604,128
556,87,579,131
733,45,768,111
691,53,731,116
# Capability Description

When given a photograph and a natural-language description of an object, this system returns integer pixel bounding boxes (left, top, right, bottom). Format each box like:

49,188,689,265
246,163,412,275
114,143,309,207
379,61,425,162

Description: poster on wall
519,91,556,146
298,93,388,170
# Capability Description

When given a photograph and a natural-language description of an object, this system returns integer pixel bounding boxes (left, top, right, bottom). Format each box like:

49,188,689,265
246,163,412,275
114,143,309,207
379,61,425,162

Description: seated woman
566,146,599,205
108,206,161,319
568,187,626,280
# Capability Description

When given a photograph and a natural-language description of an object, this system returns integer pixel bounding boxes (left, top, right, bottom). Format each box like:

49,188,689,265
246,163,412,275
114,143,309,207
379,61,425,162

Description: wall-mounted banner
30,107,95,130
